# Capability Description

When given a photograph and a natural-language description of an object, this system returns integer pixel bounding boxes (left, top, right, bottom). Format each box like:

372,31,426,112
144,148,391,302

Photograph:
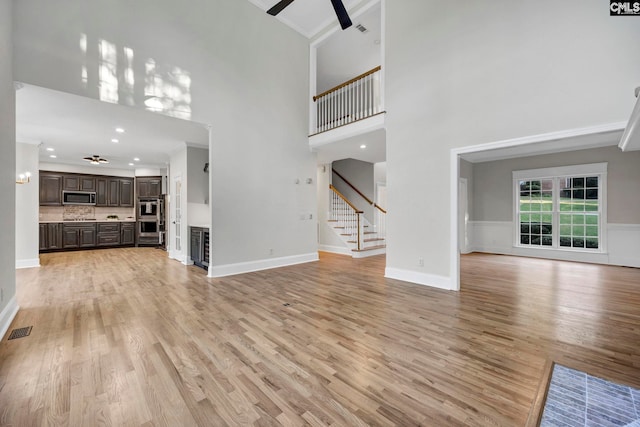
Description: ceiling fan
267,0,353,30
83,155,109,165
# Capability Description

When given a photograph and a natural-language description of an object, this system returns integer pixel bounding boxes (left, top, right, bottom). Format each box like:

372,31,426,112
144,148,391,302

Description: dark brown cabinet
39,173,63,206
39,223,63,250
62,223,96,249
40,171,133,206
121,222,135,245
63,175,96,192
137,177,162,198
96,222,120,246
96,177,133,207
120,178,134,207
41,221,135,252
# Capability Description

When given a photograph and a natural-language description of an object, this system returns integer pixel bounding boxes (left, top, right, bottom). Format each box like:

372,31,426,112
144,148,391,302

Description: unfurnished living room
2,0,640,426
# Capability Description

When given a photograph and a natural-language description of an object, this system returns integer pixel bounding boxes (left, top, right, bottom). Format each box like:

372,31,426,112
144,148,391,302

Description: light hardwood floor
1,249,640,426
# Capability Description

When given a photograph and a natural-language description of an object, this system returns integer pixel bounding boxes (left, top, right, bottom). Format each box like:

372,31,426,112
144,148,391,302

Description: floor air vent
8,326,32,340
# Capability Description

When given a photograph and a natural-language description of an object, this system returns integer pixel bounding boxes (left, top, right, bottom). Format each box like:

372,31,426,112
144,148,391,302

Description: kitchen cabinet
62,223,96,249
96,222,120,246
119,178,134,207
63,175,96,192
121,222,135,245
96,177,134,207
39,223,63,251
137,177,162,198
39,173,63,206
190,227,210,270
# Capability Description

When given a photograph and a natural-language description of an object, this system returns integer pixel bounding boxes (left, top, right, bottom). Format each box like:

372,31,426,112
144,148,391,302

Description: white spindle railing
314,66,382,134
330,185,363,251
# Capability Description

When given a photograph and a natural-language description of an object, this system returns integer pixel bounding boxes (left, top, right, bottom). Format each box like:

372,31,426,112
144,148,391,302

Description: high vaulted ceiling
248,0,367,38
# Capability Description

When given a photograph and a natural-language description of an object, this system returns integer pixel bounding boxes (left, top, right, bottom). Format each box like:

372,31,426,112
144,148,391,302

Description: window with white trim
513,163,607,252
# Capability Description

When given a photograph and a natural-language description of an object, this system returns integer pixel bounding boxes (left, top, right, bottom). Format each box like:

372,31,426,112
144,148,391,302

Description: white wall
374,161,386,187
385,0,640,289
16,143,39,269
187,146,208,204
0,0,18,338
13,0,318,275
187,146,210,228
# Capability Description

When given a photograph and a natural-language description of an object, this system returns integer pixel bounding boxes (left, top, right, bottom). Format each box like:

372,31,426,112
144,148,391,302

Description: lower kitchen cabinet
96,222,120,247
40,221,138,252
63,223,97,249
121,222,136,245
190,227,210,270
39,223,63,250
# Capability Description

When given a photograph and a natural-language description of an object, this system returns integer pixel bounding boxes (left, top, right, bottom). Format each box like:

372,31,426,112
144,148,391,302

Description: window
513,163,607,252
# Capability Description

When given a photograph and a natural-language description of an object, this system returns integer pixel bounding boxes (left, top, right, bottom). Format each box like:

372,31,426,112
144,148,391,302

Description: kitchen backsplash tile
39,206,135,222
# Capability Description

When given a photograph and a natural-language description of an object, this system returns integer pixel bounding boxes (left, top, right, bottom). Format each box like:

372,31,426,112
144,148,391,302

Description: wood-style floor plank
1,249,640,426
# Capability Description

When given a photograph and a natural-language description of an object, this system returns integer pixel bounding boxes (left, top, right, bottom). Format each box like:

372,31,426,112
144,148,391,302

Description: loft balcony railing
313,66,382,134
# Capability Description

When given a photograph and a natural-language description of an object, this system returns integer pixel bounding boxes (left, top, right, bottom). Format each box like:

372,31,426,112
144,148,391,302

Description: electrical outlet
418,257,424,267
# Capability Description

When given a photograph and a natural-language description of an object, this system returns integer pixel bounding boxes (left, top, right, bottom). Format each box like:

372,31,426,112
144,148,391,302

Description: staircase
328,184,386,258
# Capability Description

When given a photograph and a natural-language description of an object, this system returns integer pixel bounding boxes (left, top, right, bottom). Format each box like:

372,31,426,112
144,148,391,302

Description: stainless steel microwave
62,191,96,205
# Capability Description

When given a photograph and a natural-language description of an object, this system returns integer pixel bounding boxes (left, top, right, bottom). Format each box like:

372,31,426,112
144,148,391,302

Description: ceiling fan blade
330,0,352,30
267,0,295,16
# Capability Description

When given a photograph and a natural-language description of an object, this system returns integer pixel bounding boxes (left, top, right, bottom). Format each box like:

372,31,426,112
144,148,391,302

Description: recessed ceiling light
111,138,119,143
360,144,367,149
49,154,57,158
46,147,55,152
128,163,134,166
133,157,140,161
115,127,125,133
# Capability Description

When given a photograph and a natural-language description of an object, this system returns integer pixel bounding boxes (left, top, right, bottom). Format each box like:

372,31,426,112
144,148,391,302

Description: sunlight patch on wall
78,34,192,119
80,33,88,89
99,39,118,103
122,46,135,106
145,59,192,120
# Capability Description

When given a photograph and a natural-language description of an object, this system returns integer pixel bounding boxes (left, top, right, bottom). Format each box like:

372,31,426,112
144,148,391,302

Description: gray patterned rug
540,364,640,427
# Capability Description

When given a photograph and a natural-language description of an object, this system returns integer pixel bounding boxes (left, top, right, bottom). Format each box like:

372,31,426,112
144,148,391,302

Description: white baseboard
384,267,454,291
15,258,40,269
318,245,351,256
208,252,319,278
0,297,19,341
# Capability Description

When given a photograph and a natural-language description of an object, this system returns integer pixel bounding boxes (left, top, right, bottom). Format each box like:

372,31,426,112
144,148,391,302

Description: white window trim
512,163,608,253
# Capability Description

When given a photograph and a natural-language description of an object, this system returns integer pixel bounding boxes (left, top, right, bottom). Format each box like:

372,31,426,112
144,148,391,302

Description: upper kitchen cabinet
136,176,162,198
120,178,134,206
96,177,134,207
39,172,63,205
63,174,96,192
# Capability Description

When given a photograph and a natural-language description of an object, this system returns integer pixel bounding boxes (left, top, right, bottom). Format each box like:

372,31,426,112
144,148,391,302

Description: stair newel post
357,212,361,251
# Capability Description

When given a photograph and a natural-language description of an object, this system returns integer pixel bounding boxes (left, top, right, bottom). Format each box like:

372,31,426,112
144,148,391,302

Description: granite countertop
40,219,137,223
190,225,211,229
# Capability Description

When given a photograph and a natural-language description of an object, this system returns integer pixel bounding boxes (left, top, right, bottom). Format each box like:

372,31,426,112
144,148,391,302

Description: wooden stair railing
313,66,382,134
332,168,387,214
329,184,363,251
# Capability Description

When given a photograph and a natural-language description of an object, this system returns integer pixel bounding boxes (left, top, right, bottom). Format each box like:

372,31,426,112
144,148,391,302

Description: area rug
540,364,640,427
